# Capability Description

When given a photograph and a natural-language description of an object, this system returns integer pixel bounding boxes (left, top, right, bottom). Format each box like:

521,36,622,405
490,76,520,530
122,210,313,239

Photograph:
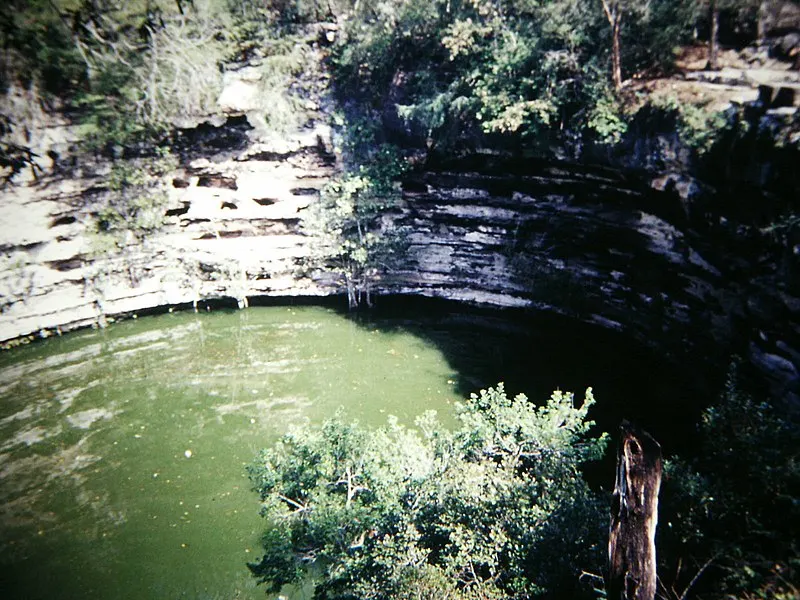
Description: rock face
0,111,797,407
0,116,336,341
389,157,798,406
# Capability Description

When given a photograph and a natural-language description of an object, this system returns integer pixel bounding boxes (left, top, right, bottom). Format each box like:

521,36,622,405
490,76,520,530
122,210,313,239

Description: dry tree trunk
611,17,623,91
607,421,663,600
757,0,768,45
708,0,720,70
601,0,624,91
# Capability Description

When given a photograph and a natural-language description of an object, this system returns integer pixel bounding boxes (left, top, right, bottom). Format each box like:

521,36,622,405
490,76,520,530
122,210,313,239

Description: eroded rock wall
0,117,797,406
0,118,336,341
390,159,799,405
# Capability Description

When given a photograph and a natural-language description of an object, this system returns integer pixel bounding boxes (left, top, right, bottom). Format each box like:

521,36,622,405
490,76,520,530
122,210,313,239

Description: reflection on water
0,306,462,600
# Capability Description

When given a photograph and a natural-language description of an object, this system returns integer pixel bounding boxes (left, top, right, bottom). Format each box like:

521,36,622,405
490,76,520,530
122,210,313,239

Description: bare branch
277,494,308,512
677,553,722,600
601,0,615,25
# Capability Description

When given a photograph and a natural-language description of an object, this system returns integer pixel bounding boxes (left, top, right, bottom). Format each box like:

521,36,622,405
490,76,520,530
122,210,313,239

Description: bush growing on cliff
302,144,409,309
647,94,730,155
248,384,609,599
3,0,234,148
91,149,178,252
73,0,232,147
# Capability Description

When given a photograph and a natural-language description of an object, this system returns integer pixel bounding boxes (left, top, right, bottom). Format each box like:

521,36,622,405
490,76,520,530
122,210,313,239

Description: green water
0,306,465,600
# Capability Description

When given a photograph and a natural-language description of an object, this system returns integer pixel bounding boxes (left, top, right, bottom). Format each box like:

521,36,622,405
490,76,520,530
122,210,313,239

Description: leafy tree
303,146,408,309
329,0,709,153
646,93,729,155
248,384,609,599
600,0,699,88
659,363,800,599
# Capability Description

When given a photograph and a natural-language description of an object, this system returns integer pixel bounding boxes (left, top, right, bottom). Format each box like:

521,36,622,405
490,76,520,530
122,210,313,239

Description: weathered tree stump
607,421,663,600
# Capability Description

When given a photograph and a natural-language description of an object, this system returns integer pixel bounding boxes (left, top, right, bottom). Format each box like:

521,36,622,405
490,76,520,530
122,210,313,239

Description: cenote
0,297,710,600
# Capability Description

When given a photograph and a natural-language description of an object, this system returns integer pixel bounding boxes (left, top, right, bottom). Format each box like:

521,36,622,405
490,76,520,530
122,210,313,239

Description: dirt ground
625,44,799,113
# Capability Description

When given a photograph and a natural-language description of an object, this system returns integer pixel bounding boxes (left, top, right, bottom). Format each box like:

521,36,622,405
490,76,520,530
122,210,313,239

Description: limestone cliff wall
0,114,797,407
0,117,336,341
391,159,799,406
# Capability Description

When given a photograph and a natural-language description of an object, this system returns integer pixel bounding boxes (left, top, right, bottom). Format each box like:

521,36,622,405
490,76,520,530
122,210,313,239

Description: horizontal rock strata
0,118,797,407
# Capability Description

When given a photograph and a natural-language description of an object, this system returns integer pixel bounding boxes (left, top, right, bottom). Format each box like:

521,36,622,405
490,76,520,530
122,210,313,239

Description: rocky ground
627,44,799,113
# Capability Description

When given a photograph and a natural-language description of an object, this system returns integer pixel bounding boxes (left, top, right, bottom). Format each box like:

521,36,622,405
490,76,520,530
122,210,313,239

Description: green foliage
135,6,229,127
249,38,318,137
72,0,233,146
303,147,408,309
3,1,236,147
618,0,700,76
587,91,628,145
75,64,149,149
328,0,721,151
227,0,334,29
331,0,613,149
659,362,800,599
224,1,334,138
2,0,759,155
0,0,86,95
91,149,178,252
248,384,609,599
648,94,730,155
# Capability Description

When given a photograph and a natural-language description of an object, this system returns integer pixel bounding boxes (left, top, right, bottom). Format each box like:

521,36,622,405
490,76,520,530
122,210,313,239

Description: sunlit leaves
249,384,608,598
302,147,408,308
587,93,628,144
441,18,492,61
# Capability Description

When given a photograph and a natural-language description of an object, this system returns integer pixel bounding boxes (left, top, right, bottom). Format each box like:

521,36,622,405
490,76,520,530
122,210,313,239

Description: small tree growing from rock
302,147,408,309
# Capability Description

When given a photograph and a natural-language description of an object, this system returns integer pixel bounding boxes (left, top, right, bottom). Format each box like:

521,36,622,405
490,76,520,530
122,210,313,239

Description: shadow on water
10,292,726,460
333,294,723,466
0,295,731,600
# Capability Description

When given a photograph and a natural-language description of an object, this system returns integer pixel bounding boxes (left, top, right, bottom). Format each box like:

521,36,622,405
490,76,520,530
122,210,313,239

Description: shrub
248,384,609,599
91,149,178,252
659,363,800,599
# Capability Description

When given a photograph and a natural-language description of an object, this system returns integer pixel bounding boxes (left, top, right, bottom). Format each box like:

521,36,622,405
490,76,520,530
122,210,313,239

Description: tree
599,0,666,89
701,0,761,70
607,423,663,600
709,0,721,69
658,363,800,599
248,384,609,599
598,1,701,88
601,0,626,90
331,0,617,151
302,146,408,309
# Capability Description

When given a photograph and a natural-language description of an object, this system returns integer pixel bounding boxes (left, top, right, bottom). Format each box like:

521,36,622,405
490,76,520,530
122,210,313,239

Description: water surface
0,306,464,600
0,299,709,600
